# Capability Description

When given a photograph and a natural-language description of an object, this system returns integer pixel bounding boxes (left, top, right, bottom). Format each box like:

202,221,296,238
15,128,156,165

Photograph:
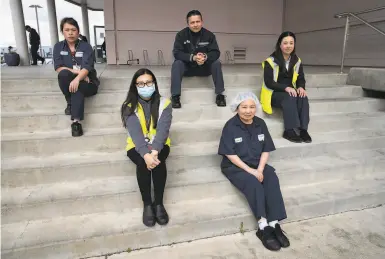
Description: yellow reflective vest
260,56,302,114
126,97,171,151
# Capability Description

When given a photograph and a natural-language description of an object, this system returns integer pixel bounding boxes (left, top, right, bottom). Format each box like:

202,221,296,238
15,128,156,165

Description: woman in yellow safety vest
120,68,172,227
260,31,312,143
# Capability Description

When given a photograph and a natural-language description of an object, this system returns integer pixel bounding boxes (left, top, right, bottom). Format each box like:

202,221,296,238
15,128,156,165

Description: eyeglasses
136,81,155,88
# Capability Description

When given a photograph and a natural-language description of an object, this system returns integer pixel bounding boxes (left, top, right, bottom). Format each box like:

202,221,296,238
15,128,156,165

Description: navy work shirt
53,40,100,86
218,114,275,169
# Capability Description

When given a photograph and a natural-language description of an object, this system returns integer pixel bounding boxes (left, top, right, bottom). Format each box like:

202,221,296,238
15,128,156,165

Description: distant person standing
79,34,88,43
25,25,45,65
101,38,106,54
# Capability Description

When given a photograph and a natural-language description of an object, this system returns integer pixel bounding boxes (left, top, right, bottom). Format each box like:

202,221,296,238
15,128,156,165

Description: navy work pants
171,59,225,96
222,164,287,222
58,69,98,120
271,91,310,130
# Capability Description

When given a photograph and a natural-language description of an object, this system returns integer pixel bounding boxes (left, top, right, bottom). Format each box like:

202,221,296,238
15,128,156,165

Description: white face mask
137,85,156,98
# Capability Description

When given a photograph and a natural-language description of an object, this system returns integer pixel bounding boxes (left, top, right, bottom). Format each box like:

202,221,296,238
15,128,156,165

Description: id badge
73,65,81,71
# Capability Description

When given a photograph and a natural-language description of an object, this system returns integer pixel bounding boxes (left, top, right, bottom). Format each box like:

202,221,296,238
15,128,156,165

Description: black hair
186,10,202,23
120,68,161,128
25,25,31,30
60,17,80,32
272,31,297,69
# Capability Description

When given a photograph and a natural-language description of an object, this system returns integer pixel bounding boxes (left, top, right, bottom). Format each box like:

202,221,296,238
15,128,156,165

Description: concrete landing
0,64,348,80
99,206,385,259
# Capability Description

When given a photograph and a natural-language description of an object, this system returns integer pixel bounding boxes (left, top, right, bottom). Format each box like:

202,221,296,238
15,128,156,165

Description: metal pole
34,6,43,58
10,0,30,65
46,0,59,46
340,16,349,74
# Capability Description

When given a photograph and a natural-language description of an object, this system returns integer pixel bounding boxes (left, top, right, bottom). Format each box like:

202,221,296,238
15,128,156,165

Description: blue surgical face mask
137,85,156,99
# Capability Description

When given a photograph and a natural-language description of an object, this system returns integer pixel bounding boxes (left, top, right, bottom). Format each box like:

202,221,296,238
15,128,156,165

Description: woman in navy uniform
121,69,172,227
260,31,311,143
53,17,99,137
218,92,289,251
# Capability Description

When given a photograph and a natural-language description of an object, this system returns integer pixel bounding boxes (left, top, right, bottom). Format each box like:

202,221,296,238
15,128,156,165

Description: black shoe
274,224,290,248
256,226,281,251
300,129,312,143
216,94,226,107
65,104,71,115
154,204,169,225
71,122,83,137
142,205,156,227
283,129,302,143
172,95,181,109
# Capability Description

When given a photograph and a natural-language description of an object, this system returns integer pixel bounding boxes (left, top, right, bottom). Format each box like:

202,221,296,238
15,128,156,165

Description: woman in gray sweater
121,69,173,227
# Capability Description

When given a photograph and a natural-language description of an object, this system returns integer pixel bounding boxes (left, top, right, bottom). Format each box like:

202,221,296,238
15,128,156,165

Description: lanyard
64,40,80,65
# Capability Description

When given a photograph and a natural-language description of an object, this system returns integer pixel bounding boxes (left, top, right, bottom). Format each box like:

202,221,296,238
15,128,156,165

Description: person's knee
58,69,73,79
282,93,298,106
172,60,185,69
211,59,222,69
264,169,280,184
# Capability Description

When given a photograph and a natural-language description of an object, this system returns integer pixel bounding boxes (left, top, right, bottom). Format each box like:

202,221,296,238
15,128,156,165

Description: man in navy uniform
171,10,226,108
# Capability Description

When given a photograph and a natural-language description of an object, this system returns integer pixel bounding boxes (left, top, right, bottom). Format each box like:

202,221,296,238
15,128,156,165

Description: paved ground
90,206,385,259
1,64,350,79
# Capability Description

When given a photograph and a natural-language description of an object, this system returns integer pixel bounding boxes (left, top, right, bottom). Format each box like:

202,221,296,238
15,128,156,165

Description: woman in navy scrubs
218,92,290,251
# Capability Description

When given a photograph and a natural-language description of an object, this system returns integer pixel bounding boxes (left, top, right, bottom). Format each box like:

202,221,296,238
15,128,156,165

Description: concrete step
2,175,384,259
2,128,385,196
2,117,385,159
3,110,385,142
1,85,364,113
97,207,385,259
2,131,385,188
2,98,384,135
1,73,348,93
2,148,385,223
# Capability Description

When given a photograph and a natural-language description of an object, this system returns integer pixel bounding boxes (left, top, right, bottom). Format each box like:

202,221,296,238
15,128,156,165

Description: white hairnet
230,92,263,117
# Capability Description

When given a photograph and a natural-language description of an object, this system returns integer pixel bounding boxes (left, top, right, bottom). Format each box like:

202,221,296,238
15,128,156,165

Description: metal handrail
335,6,385,18
335,7,385,73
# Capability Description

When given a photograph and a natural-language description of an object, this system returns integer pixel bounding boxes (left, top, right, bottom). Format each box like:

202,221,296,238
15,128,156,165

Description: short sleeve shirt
53,40,100,86
218,114,275,169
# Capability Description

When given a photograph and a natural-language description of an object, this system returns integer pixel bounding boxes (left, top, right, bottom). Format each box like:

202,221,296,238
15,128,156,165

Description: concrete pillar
46,0,59,46
9,0,30,65
81,2,90,43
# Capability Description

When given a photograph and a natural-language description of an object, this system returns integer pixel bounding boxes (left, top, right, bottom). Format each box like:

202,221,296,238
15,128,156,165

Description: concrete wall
104,0,284,65
284,0,385,67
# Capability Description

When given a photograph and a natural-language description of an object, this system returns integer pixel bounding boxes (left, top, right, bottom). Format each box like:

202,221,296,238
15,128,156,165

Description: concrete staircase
1,68,385,259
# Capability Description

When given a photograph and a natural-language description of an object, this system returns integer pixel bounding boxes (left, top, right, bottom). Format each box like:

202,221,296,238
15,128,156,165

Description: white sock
269,220,278,228
258,218,268,230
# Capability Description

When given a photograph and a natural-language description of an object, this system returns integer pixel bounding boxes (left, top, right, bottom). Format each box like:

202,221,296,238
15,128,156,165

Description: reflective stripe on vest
126,97,171,151
260,56,301,114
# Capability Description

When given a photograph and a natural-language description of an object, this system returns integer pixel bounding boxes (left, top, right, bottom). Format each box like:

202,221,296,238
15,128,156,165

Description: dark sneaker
172,95,181,109
71,122,83,137
142,205,156,227
154,204,169,225
65,104,71,115
256,226,281,251
216,94,226,107
300,129,312,143
283,129,302,143
274,224,290,248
